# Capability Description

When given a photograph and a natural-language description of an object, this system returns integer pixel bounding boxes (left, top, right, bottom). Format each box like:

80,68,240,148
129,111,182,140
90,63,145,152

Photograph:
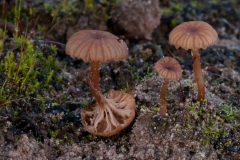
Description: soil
0,0,239,160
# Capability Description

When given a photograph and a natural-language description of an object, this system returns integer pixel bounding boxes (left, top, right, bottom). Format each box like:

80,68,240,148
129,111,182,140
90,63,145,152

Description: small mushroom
154,57,182,116
169,21,218,101
66,30,128,94
81,89,135,137
66,30,135,137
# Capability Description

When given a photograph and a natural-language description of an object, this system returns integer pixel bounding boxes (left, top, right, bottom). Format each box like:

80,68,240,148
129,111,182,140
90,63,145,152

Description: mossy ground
0,0,239,159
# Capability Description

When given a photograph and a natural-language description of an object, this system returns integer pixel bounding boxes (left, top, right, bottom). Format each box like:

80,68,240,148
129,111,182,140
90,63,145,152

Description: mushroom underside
81,89,135,137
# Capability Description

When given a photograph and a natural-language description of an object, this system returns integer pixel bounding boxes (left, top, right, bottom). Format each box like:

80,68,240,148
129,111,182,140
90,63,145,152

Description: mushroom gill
81,89,135,137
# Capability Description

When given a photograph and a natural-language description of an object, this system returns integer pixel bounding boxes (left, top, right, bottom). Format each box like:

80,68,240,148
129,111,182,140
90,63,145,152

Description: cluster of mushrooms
65,21,218,137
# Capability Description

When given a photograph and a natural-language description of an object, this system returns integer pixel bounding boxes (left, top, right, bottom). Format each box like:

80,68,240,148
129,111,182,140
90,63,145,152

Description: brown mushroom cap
169,21,218,51
66,30,128,63
154,57,182,80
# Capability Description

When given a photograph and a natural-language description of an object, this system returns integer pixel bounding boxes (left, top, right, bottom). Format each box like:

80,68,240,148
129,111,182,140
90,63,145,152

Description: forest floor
0,0,239,159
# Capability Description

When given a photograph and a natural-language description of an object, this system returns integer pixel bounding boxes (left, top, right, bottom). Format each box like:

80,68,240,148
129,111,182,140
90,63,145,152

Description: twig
33,39,66,49
166,44,174,58
221,18,239,34
0,21,19,35
0,153,20,158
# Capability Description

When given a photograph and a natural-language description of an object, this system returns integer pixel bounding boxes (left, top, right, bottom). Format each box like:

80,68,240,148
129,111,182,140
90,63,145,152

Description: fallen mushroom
169,21,218,102
154,57,182,116
66,30,135,137
81,89,135,137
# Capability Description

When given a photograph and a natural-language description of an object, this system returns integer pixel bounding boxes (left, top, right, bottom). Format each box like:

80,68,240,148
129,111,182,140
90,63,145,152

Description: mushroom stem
159,78,169,116
79,63,105,107
88,80,105,107
191,50,205,101
90,61,101,92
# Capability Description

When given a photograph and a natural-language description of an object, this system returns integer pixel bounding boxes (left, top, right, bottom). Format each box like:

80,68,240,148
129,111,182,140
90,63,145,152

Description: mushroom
66,30,135,137
81,89,135,137
169,21,218,101
154,57,182,116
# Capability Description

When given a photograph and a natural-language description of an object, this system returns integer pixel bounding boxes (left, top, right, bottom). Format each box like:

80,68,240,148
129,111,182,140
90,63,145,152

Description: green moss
81,100,89,107
140,105,147,110
35,137,41,142
0,31,59,107
43,0,78,17
50,130,59,139
181,101,235,146
50,44,58,53
86,134,95,141
84,0,120,20
151,122,157,128
0,28,7,52
37,95,46,111
69,138,74,145
122,87,127,93
51,117,57,124
150,107,159,113
218,102,240,124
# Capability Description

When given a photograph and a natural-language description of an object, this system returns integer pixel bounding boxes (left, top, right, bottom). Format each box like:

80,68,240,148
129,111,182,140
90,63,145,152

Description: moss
0,33,59,106
43,0,78,18
218,102,240,124
140,105,148,110
86,134,96,141
51,117,57,124
81,100,89,107
69,138,74,145
181,101,238,146
150,107,159,113
84,0,120,21
50,130,59,140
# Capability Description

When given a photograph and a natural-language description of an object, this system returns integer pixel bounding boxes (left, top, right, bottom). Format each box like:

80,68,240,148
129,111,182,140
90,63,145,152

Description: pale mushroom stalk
159,78,169,115
191,50,205,101
90,61,101,92
88,85,105,108
86,73,105,107
78,69,105,107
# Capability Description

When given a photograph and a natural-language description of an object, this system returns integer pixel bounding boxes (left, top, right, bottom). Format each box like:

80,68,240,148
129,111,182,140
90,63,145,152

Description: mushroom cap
66,30,128,63
154,57,182,80
81,89,135,137
169,21,218,51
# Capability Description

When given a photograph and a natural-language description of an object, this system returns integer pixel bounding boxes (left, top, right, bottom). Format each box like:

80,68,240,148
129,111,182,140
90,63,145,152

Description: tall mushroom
154,57,182,116
66,30,135,137
169,21,218,102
